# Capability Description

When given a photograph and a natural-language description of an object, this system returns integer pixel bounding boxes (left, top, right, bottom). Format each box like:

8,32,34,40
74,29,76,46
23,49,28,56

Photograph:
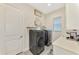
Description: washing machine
29,30,45,55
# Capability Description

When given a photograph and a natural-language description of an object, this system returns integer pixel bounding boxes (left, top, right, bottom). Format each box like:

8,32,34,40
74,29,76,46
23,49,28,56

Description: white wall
45,7,65,42
66,4,79,30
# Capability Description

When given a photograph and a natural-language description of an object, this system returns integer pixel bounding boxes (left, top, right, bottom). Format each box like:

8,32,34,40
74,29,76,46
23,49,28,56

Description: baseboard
22,48,29,52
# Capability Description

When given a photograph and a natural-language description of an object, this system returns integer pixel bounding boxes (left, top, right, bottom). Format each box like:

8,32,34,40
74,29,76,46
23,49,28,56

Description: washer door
38,37,45,47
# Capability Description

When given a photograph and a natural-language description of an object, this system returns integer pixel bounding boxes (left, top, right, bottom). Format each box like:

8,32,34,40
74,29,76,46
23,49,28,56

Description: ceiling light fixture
48,3,52,6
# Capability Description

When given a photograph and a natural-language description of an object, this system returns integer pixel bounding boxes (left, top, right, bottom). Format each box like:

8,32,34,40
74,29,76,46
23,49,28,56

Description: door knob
20,36,23,38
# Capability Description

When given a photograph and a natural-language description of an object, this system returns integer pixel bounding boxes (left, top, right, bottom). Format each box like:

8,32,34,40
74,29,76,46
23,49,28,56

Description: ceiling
28,3,64,14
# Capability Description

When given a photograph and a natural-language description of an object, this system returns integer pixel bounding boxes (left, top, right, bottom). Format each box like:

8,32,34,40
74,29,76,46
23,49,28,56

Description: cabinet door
4,5,24,54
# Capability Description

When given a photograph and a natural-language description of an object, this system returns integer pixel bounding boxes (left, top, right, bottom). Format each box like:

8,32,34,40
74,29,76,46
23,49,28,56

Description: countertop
53,36,79,54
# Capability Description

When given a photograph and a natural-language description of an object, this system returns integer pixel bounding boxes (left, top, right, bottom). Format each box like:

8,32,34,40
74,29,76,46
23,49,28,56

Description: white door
4,5,24,55
0,4,6,54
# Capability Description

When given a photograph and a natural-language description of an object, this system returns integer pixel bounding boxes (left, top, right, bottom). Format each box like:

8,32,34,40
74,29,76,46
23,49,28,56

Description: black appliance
29,30,45,55
44,30,52,46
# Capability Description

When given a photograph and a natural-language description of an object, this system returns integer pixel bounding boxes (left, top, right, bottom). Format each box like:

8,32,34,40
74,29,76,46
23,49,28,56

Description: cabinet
66,4,79,30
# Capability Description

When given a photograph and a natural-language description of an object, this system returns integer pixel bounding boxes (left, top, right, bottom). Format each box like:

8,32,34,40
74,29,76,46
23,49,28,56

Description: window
53,16,62,32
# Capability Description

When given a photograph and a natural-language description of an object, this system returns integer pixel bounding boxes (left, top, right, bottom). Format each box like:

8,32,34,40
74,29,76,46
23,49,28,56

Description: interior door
4,5,24,55
0,4,6,54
